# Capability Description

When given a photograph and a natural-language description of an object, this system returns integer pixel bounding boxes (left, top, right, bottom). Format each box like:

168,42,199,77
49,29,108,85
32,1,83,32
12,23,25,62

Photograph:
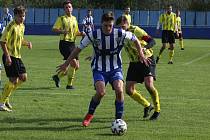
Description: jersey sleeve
53,17,61,29
79,32,92,49
0,26,9,42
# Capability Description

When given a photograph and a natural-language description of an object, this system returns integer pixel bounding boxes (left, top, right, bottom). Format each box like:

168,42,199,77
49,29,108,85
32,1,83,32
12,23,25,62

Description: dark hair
101,11,114,23
63,0,72,7
13,5,26,15
116,16,127,26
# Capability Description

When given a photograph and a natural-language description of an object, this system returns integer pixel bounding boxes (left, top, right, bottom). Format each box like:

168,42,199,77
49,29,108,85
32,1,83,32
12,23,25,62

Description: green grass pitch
0,35,210,140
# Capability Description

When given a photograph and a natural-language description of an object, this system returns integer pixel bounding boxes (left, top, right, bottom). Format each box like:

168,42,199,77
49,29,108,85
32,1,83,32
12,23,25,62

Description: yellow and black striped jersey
0,20,25,58
176,16,182,32
53,15,79,42
124,25,153,62
159,12,177,31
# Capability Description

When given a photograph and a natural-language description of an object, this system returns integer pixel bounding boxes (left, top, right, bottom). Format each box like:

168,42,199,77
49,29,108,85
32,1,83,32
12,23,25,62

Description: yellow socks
129,90,150,107
0,81,15,104
169,49,174,62
148,87,160,112
67,66,76,86
57,71,65,79
179,39,184,49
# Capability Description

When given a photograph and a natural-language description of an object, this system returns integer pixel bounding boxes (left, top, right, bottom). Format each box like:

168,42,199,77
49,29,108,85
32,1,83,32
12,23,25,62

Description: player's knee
125,88,133,96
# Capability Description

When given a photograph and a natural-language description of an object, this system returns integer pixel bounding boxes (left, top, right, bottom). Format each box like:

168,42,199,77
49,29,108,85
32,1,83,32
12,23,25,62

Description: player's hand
139,56,151,67
27,42,32,49
5,55,12,66
56,62,69,74
85,56,92,61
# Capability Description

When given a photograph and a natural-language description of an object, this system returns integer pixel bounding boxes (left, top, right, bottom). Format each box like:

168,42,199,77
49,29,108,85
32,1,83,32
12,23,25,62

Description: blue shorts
93,68,124,86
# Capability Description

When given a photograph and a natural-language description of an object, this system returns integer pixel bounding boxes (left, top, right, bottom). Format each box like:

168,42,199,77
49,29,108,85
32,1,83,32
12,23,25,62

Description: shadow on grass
17,87,55,91
0,117,111,132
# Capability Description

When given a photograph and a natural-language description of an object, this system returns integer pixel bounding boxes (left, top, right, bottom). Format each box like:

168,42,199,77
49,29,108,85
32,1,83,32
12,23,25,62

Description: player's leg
168,31,176,64
82,71,106,127
66,59,79,89
144,76,160,120
113,79,124,119
179,33,184,50
156,30,167,64
0,77,17,112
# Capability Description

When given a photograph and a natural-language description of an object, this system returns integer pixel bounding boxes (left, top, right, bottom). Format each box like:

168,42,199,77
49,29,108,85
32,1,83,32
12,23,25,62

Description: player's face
15,12,26,24
102,20,114,35
64,3,73,15
120,20,129,30
176,11,180,16
167,6,172,14
88,11,91,16
125,8,130,14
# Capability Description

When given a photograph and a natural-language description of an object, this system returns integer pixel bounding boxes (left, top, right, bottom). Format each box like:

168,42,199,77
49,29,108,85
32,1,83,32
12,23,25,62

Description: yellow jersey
159,12,177,31
53,15,79,42
0,20,25,58
124,25,153,62
176,16,182,33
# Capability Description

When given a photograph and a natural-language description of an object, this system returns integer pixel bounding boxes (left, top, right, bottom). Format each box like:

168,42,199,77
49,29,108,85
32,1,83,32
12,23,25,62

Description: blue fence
1,8,210,38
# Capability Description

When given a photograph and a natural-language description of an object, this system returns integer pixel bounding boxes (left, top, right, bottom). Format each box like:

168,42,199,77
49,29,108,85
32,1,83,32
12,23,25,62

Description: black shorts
59,40,78,60
162,30,175,44
2,54,26,77
126,56,156,83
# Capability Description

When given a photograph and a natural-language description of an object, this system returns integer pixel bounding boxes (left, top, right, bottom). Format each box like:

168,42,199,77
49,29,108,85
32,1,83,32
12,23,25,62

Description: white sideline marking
183,52,210,65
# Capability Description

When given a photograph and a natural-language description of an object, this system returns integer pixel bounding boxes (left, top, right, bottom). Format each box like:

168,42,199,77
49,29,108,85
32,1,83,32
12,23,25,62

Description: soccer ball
111,119,127,135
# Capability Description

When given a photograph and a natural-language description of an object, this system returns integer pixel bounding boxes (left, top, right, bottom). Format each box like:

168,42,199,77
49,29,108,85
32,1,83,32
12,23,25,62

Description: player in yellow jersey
122,6,131,25
116,16,161,120
175,9,184,50
52,0,84,89
0,6,32,112
156,5,178,64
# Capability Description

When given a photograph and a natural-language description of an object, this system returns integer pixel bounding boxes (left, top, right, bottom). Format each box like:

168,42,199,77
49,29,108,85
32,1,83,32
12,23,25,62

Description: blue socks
115,100,124,119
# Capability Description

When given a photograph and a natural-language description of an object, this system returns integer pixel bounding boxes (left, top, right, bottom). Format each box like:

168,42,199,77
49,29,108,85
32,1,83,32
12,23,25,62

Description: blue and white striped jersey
3,13,13,27
79,28,137,72
82,16,94,33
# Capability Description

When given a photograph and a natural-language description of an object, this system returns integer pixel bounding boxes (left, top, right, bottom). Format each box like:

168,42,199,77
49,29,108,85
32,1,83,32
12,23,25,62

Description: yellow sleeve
0,26,9,42
53,17,62,29
159,14,163,24
74,17,79,34
135,27,148,40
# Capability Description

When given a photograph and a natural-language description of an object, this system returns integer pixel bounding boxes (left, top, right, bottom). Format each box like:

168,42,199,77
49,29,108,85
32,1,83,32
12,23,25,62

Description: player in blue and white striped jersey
56,12,150,127
82,9,94,33
2,8,13,28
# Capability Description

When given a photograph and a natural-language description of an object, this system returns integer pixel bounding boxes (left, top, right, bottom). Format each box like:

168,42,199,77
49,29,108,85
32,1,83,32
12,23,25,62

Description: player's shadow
17,87,54,90
0,117,111,132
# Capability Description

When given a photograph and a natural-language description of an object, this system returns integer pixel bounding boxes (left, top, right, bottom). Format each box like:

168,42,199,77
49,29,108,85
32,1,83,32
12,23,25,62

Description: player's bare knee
19,75,27,82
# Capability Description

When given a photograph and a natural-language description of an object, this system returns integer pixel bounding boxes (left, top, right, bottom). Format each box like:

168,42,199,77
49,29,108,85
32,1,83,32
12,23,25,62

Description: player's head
176,9,180,16
63,0,73,15
124,6,130,14
166,5,172,14
14,5,26,24
87,9,92,17
3,8,9,14
116,16,129,30
101,11,115,35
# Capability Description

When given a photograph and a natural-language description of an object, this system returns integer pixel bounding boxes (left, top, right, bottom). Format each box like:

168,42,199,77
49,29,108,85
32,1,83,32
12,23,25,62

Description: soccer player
2,7,13,28
52,0,84,89
56,12,150,126
122,6,131,25
0,22,3,37
156,5,177,64
176,9,184,50
116,16,160,120
0,5,32,112
82,9,94,34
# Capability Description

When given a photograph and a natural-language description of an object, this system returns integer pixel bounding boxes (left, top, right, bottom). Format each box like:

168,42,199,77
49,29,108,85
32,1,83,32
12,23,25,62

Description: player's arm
52,17,69,34
56,33,92,73
142,35,156,49
22,39,32,49
0,41,11,66
125,31,150,66
133,39,150,66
